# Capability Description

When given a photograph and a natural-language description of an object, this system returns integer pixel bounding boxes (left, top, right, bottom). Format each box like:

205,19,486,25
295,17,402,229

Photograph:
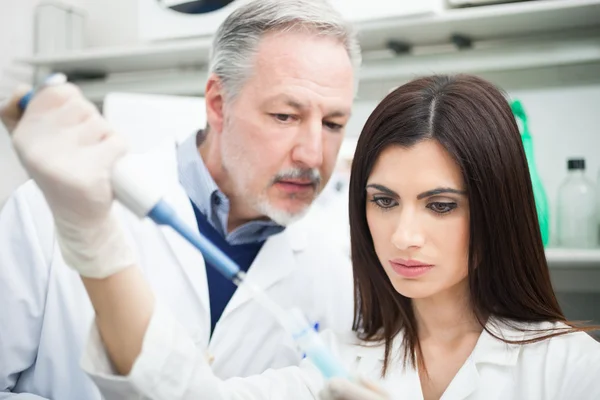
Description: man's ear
205,74,225,134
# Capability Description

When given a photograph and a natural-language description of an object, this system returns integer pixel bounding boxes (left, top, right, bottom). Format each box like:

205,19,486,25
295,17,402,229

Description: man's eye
272,114,294,122
324,121,343,131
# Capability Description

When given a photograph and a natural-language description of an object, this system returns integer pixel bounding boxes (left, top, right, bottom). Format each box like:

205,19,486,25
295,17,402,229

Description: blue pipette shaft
148,200,242,281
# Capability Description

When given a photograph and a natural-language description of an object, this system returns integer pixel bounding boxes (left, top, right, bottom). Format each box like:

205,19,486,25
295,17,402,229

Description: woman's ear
204,74,225,135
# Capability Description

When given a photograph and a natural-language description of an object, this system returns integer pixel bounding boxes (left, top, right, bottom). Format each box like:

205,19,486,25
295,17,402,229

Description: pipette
15,74,350,380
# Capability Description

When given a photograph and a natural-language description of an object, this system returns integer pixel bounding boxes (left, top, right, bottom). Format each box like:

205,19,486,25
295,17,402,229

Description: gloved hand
319,377,391,400
0,83,31,133
9,83,136,278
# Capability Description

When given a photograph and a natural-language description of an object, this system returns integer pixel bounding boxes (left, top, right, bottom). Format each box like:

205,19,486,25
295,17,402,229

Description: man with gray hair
0,0,360,398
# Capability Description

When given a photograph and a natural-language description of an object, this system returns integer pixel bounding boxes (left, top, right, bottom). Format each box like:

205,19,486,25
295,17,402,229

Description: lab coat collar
353,317,525,365
352,317,527,400
470,317,526,367
219,211,310,318
440,318,525,400
281,210,311,252
141,138,212,325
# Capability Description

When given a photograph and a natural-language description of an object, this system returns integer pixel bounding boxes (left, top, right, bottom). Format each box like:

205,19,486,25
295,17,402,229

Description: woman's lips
389,258,434,278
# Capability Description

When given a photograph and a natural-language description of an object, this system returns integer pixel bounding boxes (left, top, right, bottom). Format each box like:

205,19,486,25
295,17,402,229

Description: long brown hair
349,74,597,375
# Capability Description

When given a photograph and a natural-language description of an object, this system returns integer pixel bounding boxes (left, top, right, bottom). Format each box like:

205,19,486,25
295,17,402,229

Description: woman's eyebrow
365,184,398,198
417,187,467,200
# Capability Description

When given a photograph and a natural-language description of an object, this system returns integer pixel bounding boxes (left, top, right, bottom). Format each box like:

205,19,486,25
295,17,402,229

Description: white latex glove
319,377,391,400
9,83,136,278
0,83,31,133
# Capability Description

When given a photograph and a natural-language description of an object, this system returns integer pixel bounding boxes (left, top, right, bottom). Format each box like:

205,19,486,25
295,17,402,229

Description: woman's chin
391,280,440,300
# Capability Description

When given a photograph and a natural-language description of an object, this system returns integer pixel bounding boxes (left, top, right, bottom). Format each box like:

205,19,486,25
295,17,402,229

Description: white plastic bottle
557,158,598,248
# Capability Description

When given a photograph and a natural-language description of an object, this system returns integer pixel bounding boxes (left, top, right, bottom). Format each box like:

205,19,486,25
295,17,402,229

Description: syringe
15,74,350,380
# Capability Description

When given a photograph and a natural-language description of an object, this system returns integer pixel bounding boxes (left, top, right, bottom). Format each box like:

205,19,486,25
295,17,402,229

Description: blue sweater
191,202,266,335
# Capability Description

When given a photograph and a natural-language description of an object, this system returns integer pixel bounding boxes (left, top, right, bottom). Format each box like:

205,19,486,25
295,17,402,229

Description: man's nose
292,120,324,169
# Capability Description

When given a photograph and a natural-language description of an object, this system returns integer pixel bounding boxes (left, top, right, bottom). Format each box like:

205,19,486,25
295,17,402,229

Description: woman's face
365,140,470,300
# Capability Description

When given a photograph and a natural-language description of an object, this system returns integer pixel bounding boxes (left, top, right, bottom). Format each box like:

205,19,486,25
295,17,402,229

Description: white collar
348,318,566,400
352,316,535,366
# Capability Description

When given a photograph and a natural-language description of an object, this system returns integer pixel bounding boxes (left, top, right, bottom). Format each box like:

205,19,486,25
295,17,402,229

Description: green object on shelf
511,100,550,247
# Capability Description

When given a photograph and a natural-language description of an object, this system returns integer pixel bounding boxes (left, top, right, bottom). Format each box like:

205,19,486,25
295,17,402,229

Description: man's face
207,31,355,226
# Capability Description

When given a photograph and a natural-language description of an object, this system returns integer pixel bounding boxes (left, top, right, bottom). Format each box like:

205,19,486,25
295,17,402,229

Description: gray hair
208,0,362,101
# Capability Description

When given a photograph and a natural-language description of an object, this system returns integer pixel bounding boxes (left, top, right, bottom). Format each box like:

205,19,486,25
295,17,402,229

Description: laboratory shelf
546,248,600,269
19,37,213,77
26,32,600,103
546,248,600,293
358,34,600,83
17,0,600,76
358,0,600,49
14,0,600,102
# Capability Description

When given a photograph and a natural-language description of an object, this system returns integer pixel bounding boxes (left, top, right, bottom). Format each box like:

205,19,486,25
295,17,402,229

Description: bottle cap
567,158,585,170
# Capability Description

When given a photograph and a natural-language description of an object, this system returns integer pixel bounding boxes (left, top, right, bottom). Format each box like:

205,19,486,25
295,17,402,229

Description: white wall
76,0,140,48
0,0,37,96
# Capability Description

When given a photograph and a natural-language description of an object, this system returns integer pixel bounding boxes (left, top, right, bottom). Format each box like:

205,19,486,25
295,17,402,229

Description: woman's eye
427,202,457,214
371,197,397,209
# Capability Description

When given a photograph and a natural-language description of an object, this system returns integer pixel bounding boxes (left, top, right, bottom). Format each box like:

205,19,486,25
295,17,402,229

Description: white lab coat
0,140,354,399
83,304,600,400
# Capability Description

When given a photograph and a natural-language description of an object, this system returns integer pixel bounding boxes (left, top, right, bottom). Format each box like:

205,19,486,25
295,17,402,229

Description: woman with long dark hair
343,74,600,399
9,74,600,399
